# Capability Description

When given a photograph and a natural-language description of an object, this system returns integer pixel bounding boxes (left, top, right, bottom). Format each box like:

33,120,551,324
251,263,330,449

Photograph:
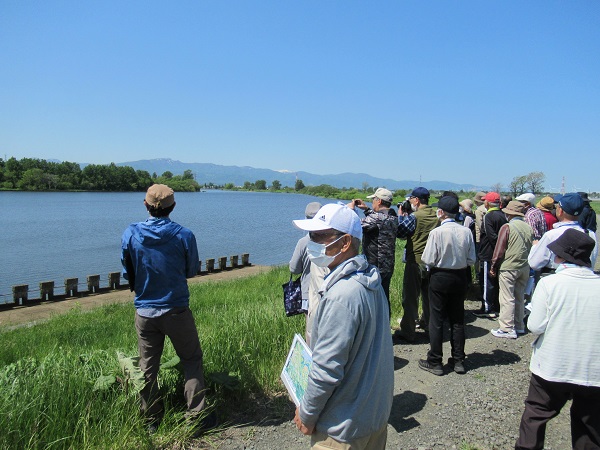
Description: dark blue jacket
121,217,199,309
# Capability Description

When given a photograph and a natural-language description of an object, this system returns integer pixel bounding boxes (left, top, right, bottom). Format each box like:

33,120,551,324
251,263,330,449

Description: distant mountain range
107,158,484,191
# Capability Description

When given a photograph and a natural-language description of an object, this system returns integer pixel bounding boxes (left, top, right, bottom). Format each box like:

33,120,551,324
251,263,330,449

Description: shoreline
0,265,271,330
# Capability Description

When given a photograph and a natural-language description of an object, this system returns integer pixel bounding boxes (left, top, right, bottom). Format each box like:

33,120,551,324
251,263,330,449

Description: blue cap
556,193,585,216
410,187,430,199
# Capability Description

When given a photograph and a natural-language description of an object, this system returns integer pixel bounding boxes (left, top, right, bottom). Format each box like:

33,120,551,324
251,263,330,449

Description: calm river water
0,190,335,303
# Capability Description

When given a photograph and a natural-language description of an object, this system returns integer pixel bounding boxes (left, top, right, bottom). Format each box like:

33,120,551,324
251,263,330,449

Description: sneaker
418,359,443,376
487,312,499,319
491,328,517,339
447,357,466,374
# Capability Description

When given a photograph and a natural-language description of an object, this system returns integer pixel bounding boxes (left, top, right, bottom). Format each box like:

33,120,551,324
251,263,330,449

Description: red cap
484,192,500,203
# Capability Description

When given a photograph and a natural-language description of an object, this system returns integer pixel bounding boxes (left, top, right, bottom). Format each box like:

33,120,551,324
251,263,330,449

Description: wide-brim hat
547,228,595,267
459,199,474,213
473,191,486,206
503,200,526,216
536,196,555,212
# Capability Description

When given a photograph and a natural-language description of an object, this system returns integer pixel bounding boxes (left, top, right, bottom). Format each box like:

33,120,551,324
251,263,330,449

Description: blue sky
1,1,599,191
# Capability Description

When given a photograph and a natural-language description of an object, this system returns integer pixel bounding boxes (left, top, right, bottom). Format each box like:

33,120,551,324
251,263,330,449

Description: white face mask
306,235,345,267
411,203,417,212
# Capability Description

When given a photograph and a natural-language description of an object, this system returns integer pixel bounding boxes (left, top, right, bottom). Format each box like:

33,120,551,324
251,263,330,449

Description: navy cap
437,196,460,214
556,193,585,216
410,187,430,199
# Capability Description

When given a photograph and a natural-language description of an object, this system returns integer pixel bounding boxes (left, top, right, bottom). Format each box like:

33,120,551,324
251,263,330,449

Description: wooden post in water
12,284,28,306
230,255,239,268
65,278,78,297
242,253,250,266
197,260,202,275
39,281,55,301
206,258,215,273
218,256,227,271
108,272,121,290
87,275,100,293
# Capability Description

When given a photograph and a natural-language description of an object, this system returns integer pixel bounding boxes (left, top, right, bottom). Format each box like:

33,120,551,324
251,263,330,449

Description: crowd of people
117,183,598,449
289,188,598,449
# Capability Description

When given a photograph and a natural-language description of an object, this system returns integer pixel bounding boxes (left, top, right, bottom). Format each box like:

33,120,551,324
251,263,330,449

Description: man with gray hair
292,203,393,449
419,196,476,375
350,187,399,313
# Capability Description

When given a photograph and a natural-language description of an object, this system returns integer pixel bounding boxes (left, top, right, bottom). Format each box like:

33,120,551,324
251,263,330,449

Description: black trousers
426,269,467,366
516,373,600,450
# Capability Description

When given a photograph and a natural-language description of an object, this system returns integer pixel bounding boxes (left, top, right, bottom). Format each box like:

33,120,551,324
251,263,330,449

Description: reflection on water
0,190,332,302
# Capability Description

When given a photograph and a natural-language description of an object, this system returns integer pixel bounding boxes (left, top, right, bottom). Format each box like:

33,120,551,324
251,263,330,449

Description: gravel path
199,298,571,450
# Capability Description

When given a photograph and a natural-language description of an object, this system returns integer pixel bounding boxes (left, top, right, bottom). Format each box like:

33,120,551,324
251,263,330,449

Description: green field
0,243,410,450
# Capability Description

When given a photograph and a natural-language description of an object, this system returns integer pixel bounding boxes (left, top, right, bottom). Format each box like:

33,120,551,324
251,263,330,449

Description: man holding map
292,203,394,449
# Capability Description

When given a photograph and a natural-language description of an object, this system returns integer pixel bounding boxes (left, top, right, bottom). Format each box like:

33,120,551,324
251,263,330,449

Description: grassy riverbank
0,251,407,450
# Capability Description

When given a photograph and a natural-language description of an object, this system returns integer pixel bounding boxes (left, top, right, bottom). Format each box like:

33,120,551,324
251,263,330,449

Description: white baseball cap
516,193,535,204
293,203,363,239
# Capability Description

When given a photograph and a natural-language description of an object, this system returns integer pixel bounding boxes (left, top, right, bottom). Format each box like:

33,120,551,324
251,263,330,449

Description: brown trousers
135,307,206,418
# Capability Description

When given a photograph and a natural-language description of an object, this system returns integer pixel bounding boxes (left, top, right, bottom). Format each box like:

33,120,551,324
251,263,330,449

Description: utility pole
561,177,565,195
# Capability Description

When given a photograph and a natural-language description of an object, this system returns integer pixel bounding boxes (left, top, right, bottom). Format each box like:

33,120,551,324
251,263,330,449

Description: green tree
182,169,194,180
509,175,528,197
271,180,282,190
295,179,305,191
224,183,235,190
243,181,253,190
526,171,545,195
18,168,46,190
162,171,173,179
255,179,267,190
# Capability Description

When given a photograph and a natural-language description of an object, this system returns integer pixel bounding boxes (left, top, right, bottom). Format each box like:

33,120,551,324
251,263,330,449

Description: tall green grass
0,243,409,449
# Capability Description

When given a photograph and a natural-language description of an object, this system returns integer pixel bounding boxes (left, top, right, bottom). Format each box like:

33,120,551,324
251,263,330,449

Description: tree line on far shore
4,157,594,201
0,157,201,192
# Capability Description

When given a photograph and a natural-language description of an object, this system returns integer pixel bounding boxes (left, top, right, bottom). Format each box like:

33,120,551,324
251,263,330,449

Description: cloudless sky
1,1,599,191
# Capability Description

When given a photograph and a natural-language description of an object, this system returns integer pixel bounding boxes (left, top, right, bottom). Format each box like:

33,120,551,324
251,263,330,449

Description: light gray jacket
299,255,394,442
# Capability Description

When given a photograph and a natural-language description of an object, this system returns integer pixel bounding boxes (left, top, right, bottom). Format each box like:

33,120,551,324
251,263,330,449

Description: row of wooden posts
7,253,250,307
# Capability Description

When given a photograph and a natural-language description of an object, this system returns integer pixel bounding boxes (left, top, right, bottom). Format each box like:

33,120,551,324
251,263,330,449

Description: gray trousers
135,307,206,418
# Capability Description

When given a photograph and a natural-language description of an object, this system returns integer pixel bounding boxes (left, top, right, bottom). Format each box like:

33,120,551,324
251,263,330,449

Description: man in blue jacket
292,203,394,449
121,184,212,433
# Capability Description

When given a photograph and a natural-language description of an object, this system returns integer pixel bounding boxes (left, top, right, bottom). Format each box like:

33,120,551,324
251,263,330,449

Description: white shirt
528,266,600,387
527,221,598,270
421,219,476,270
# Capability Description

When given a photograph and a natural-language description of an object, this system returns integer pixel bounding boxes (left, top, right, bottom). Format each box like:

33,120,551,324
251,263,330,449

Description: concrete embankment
0,265,270,329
